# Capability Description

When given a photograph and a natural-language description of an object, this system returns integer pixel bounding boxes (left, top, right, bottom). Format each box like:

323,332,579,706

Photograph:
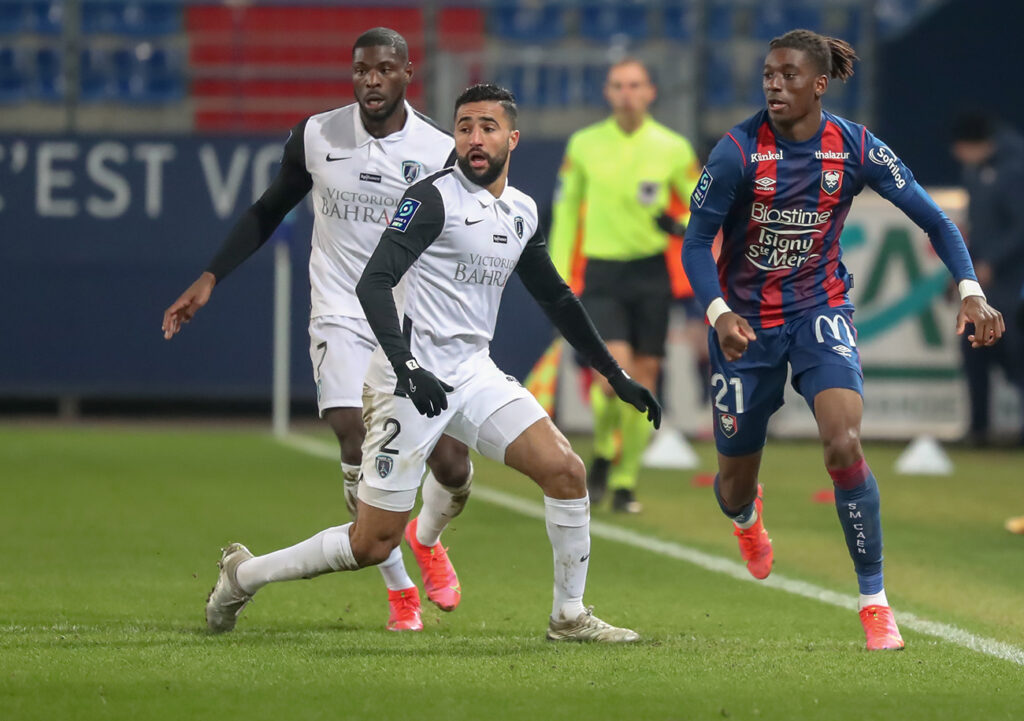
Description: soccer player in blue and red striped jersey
682,29,1005,650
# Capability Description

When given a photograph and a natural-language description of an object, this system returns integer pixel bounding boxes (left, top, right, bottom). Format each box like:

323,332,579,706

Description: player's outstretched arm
957,294,1005,348
515,233,661,428
162,120,312,340
162,272,216,340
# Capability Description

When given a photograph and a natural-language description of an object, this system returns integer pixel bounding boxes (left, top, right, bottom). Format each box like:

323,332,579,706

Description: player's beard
359,94,403,122
457,149,507,188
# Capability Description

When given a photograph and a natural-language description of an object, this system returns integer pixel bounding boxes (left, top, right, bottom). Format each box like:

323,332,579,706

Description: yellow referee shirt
550,115,699,292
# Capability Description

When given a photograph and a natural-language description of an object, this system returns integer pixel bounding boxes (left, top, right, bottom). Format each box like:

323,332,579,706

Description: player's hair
454,83,518,129
352,27,408,61
769,29,857,81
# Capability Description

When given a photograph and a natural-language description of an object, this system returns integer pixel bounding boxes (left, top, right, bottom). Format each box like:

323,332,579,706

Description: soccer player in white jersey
162,28,470,632
202,83,660,641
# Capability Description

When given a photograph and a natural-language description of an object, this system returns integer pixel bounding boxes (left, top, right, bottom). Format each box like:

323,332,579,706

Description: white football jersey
303,102,454,319
364,165,541,392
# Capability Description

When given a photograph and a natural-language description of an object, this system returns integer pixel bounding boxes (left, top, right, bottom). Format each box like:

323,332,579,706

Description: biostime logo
751,202,831,227
750,150,783,163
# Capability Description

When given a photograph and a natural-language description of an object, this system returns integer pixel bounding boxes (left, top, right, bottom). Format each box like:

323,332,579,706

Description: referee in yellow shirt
550,57,699,513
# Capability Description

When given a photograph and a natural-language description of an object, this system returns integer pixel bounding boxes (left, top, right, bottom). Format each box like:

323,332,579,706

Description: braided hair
769,29,858,81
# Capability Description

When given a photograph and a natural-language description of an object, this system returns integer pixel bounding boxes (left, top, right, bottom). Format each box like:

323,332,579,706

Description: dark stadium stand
0,0,936,131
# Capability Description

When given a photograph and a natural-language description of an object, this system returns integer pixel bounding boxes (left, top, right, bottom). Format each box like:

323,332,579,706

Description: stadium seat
705,48,734,108
0,44,27,102
706,2,733,42
662,2,692,41
489,2,566,43
784,4,822,34
138,46,183,101
492,64,526,105
29,0,62,34
34,45,63,100
121,1,181,36
79,46,110,101
537,64,570,107
582,64,607,106
82,1,123,34
580,1,649,43
753,1,788,40
0,2,26,34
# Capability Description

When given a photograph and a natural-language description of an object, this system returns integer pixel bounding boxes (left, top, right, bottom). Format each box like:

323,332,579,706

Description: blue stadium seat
82,1,123,34
492,65,526,106
662,2,692,41
580,1,648,43
536,65,569,107
138,46,183,101
0,45,27,102
111,45,137,98
705,48,734,108
29,1,62,34
34,45,63,100
121,2,180,36
753,1,788,40
707,3,734,42
0,2,27,34
581,64,606,106
79,46,110,101
489,2,566,43
785,4,822,34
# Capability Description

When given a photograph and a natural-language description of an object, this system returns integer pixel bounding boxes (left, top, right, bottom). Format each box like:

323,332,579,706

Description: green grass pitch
1,425,1022,720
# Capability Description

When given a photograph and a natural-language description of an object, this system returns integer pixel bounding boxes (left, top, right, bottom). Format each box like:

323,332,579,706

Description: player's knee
349,534,398,567
541,449,586,499
428,446,472,487
822,427,863,470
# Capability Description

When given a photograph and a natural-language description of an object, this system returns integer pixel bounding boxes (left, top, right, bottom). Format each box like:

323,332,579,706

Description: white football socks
544,495,590,621
415,466,473,547
858,589,889,610
235,523,358,594
733,507,759,530
376,544,415,591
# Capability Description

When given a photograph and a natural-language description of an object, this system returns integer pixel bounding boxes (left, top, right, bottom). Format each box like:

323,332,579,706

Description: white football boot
205,543,254,632
546,607,640,643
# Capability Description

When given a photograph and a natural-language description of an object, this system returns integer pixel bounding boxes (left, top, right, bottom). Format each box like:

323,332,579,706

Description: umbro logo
326,154,351,162
464,218,484,225
754,176,776,193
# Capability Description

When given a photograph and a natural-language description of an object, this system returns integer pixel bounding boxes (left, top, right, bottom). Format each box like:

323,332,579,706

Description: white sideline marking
277,433,1024,666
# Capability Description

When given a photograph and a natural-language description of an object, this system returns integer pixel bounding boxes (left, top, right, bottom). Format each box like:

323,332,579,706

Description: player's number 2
380,418,401,455
711,373,744,414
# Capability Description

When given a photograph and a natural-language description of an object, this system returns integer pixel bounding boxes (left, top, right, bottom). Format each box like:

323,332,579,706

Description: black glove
393,357,453,418
608,370,662,429
655,212,686,237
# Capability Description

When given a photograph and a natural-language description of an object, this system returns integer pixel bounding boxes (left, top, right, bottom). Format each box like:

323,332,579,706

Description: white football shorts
358,358,547,512
308,315,376,416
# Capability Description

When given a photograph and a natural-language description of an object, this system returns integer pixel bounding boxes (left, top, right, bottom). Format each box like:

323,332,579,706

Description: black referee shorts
580,254,672,357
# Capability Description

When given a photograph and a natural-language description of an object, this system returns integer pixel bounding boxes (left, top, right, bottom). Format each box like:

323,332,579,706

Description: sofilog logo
868,145,906,189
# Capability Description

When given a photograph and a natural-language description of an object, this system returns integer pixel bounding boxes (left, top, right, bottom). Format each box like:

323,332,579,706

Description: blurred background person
951,113,1024,447
548,57,699,514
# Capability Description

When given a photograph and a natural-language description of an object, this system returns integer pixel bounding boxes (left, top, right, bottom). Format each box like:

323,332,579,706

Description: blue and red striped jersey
683,109,975,329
